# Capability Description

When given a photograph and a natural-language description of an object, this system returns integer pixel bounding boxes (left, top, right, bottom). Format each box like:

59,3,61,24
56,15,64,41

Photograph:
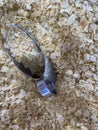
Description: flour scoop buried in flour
4,24,57,97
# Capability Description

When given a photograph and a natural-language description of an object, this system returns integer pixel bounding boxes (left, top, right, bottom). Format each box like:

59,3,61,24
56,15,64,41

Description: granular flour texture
0,0,98,130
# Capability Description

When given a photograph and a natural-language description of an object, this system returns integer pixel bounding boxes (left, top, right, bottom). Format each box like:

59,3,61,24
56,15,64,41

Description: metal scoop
4,24,57,97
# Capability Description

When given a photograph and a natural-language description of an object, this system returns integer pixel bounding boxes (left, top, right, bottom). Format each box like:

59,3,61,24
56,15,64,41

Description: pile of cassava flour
0,0,98,130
